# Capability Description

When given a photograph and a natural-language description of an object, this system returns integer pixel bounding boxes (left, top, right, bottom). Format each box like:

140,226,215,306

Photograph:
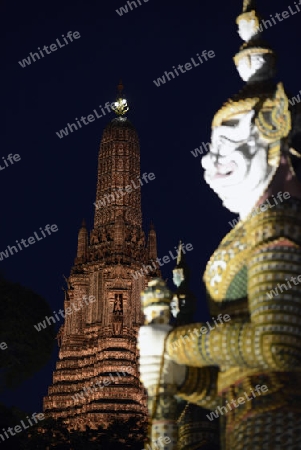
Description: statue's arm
166,239,301,371
175,365,220,409
138,325,220,409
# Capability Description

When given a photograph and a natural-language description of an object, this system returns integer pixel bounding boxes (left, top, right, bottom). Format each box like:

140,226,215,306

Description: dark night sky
2,0,301,414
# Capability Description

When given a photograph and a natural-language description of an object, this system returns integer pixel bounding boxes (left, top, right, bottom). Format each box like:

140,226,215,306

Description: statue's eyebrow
219,135,248,144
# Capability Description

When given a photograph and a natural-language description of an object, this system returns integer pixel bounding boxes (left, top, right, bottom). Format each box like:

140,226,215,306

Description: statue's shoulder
204,197,301,301
246,196,301,248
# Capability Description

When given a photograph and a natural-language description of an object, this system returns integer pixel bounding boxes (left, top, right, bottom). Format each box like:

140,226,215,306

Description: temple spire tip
112,79,129,116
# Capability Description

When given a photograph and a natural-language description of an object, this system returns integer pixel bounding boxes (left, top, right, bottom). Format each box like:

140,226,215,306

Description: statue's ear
255,83,291,143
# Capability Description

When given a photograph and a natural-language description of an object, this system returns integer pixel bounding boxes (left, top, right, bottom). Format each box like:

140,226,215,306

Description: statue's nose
201,152,220,170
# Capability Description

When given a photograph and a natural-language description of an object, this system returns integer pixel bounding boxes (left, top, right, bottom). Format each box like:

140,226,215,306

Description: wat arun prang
43,84,159,430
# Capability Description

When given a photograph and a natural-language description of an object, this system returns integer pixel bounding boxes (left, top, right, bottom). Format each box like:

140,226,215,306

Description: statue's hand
138,324,186,390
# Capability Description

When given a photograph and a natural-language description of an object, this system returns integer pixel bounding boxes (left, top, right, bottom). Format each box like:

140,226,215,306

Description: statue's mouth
211,161,237,181
213,170,233,179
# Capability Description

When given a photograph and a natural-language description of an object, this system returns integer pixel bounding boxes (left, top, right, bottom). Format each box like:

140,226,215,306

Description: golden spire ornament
112,80,129,116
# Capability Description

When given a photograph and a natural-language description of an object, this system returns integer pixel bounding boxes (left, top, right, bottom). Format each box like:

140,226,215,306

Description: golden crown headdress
212,0,293,168
212,83,291,167
236,0,260,28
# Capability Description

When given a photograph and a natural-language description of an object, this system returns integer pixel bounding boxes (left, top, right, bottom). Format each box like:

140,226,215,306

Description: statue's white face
237,18,258,42
172,268,184,288
237,54,269,82
170,296,180,318
201,112,276,218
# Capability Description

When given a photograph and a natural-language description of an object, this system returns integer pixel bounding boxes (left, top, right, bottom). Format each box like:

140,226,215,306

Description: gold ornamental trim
212,97,259,128
212,83,291,147
233,46,274,67
236,10,260,28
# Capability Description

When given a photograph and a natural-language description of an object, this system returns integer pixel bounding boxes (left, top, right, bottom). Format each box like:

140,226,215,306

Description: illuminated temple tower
43,83,159,429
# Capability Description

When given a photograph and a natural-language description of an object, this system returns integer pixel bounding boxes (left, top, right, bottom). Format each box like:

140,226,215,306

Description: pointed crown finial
242,0,257,13
117,79,124,94
176,241,183,265
233,0,277,84
236,0,261,43
112,79,129,116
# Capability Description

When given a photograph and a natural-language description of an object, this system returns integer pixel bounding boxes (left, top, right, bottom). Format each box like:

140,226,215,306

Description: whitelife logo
132,243,193,280
0,153,21,172
18,31,81,68
153,50,215,87
142,436,172,450
190,142,210,158
0,413,45,443
228,192,291,229
266,274,301,299
289,89,301,106
256,1,301,33
0,342,8,351
116,0,149,16
33,295,96,332
55,101,116,139
169,314,231,352
206,385,268,421
94,172,155,209
0,224,58,261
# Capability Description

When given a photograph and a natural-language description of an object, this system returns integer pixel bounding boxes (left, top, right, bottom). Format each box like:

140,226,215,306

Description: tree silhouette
0,275,56,390
0,403,26,449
